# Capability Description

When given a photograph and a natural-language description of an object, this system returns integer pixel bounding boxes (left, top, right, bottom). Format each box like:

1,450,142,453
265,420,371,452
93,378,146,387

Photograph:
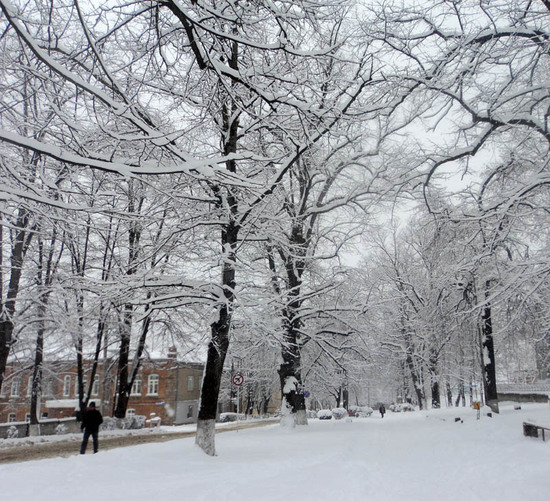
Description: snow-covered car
317,409,333,420
218,412,246,423
348,405,374,418
331,408,349,420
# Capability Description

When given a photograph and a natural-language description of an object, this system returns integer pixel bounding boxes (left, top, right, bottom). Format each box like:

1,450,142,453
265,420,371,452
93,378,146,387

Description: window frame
91,374,99,396
63,375,71,397
147,374,159,396
131,375,142,396
10,377,21,397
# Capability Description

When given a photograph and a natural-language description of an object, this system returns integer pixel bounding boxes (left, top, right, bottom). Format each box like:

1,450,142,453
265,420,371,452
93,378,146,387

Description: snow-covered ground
1,402,549,501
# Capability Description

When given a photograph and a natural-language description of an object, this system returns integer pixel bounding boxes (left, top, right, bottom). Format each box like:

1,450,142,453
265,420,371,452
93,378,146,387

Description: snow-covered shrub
348,405,374,418
306,410,318,419
133,415,146,429
331,408,348,420
6,425,19,439
399,403,415,412
121,415,146,430
317,409,333,420
101,416,117,430
56,423,68,435
390,403,415,413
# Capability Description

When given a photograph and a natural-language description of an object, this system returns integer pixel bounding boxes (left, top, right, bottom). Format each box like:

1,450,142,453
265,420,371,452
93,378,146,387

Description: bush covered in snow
316,409,333,420
99,415,146,430
331,408,349,420
6,425,19,439
56,423,68,435
101,416,117,430
348,405,374,417
390,403,415,413
122,415,146,430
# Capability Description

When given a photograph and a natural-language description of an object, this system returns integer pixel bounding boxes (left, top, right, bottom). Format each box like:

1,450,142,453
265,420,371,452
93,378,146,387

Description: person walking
80,401,103,454
379,404,386,419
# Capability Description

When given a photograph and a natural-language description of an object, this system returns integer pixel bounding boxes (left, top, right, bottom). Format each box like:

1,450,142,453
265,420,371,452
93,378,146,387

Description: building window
27,376,33,397
147,374,159,395
187,375,194,392
25,413,31,422
131,375,142,396
41,412,48,418
10,378,21,397
92,375,99,396
126,408,136,418
187,405,194,419
76,377,87,397
63,375,71,397
8,413,16,423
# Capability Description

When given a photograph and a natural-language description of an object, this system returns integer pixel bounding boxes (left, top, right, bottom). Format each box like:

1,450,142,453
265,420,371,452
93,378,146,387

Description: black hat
89,401,96,407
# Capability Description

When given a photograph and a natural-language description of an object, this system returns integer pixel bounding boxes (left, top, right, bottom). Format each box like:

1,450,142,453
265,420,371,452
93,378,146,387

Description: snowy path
1,403,549,501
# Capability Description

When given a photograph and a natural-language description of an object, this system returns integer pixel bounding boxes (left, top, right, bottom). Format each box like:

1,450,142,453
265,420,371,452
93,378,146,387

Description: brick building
0,348,204,426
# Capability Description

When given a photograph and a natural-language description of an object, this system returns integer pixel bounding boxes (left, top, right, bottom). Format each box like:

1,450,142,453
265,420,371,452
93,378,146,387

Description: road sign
232,373,244,386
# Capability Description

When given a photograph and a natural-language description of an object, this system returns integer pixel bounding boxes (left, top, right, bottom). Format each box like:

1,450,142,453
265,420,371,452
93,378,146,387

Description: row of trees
1,0,550,455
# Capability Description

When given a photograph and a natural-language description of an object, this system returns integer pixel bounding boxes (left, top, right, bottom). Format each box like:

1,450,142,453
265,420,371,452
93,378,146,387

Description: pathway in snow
1,403,549,501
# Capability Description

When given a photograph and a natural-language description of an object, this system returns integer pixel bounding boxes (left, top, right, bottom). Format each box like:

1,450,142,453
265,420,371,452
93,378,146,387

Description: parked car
306,410,318,419
331,408,349,420
348,405,374,418
317,409,333,420
218,412,246,422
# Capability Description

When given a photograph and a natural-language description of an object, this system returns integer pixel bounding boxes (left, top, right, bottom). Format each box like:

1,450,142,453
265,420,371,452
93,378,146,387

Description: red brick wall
0,359,204,425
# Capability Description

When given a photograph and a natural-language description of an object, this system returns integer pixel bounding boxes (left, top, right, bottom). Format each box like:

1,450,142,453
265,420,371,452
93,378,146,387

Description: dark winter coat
81,408,103,432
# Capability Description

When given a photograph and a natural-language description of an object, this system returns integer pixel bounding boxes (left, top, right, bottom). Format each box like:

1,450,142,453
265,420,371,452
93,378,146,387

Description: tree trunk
196,40,241,454
0,208,32,392
429,347,440,409
31,233,62,424
30,293,47,425
454,384,465,407
343,387,349,410
75,293,87,418
278,324,307,425
271,232,308,426
480,286,499,413
445,380,453,407
195,210,238,455
114,304,132,419
114,189,143,419
406,352,425,410
196,298,232,455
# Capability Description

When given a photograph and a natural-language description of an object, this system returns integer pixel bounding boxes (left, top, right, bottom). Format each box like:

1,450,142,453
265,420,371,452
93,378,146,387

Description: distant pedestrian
80,401,103,454
379,404,386,419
